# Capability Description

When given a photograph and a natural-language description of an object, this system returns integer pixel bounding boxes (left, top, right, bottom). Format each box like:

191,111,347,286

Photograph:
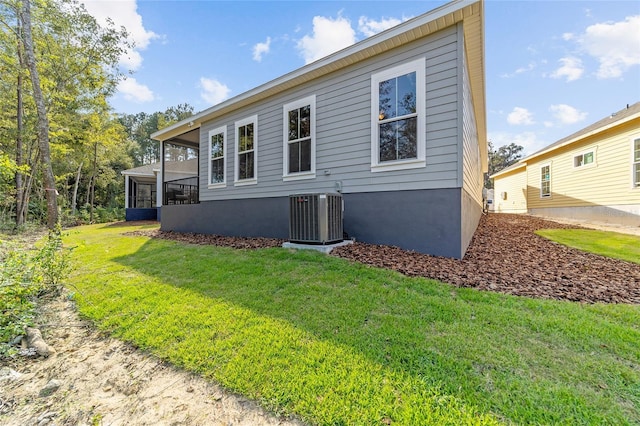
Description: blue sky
82,0,640,155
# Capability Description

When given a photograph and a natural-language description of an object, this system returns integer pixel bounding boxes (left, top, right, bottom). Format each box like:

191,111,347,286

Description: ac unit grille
289,193,343,244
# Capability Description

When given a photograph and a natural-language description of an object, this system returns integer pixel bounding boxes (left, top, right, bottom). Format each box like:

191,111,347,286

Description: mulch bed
128,214,640,304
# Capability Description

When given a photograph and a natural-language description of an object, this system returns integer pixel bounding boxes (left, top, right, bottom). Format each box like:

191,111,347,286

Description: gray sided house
151,0,487,259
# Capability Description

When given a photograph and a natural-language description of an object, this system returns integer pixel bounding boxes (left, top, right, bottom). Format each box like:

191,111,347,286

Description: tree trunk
71,162,82,215
20,0,58,229
89,142,97,223
15,19,26,227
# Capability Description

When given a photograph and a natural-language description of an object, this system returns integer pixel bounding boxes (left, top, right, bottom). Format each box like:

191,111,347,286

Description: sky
80,0,640,156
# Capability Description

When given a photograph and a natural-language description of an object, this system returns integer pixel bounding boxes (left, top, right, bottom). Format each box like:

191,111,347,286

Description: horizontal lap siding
494,168,527,213
527,121,640,209
199,26,459,202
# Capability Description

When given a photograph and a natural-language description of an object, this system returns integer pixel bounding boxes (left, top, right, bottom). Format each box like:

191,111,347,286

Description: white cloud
252,37,271,62
549,104,588,125
489,131,547,156
507,107,535,125
117,77,155,102
297,14,356,64
580,15,640,79
199,77,231,105
501,62,536,78
80,0,160,70
562,32,575,41
550,57,584,82
357,16,403,37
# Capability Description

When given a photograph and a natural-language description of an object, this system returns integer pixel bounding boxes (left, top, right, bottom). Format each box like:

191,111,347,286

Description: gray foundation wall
529,205,640,227
161,188,472,259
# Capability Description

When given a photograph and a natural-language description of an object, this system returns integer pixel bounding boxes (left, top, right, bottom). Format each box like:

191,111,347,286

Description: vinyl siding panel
527,120,640,209
493,167,527,213
199,26,461,202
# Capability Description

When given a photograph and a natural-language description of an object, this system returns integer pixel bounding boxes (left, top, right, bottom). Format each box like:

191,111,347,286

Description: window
283,95,316,181
235,116,258,185
540,164,551,197
634,137,640,187
573,150,594,168
208,126,226,188
371,58,425,172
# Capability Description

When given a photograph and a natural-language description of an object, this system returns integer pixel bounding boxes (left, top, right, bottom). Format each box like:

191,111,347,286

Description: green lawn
64,223,640,425
536,228,640,264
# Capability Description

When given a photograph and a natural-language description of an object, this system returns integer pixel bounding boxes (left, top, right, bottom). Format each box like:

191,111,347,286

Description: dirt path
0,294,303,426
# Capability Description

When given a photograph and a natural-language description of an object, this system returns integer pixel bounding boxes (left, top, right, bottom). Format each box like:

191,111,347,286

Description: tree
0,0,130,226
20,0,57,229
120,104,194,166
485,141,524,189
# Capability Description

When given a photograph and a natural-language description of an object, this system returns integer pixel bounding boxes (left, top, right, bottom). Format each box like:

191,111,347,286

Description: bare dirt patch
0,295,303,426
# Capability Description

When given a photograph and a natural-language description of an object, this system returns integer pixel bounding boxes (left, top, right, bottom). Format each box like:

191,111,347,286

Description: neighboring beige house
491,102,640,226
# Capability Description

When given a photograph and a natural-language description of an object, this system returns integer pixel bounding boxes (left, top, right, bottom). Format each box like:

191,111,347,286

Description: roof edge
151,0,482,142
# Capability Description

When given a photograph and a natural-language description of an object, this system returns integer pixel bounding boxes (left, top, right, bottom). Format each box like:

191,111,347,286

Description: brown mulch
128,214,640,304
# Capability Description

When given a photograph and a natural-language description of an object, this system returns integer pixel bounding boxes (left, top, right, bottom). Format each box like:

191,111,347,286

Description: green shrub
0,228,71,357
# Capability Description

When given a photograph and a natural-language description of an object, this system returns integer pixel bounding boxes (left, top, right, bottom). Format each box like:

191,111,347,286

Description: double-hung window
634,137,640,187
371,58,425,172
235,115,258,185
208,126,226,188
540,164,551,197
283,95,315,180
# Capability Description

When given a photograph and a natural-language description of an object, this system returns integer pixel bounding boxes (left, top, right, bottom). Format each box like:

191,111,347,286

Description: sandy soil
0,294,304,426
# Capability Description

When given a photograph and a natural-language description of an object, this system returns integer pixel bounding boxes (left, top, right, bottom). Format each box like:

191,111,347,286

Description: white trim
540,163,551,198
370,57,426,172
572,146,597,170
632,135,640,189
208,125,227,189
234,115,258,186
283,95,316,181
124,175,129,209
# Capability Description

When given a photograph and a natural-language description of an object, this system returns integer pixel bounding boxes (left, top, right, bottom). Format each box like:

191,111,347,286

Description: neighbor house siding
198,26,461,202
527,120,640,210
493,166,527,213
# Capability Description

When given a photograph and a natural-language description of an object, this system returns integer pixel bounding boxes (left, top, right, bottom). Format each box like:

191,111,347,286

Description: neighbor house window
208,126,226,188
574,150,594,168
634,137,640,187
540,164,551,197
371,58,426,172
283,95,316,181
235,115,258,185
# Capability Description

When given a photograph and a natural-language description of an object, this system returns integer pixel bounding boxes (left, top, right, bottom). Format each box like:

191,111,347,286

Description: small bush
0,227,71,357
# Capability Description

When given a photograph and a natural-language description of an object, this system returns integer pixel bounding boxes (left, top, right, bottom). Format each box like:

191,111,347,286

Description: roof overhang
524,110,640,163
490,161,526,179
151,0,486,157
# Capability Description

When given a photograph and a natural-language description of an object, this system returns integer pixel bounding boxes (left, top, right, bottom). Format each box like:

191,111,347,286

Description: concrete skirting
282,240,354,254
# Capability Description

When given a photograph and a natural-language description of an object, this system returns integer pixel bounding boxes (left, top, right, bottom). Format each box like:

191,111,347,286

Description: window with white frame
283,95,315,180
371,58,426,172
634,137,640,187
235,116,257,185
573,150,594,168
540,164,551,197
208,126,226,188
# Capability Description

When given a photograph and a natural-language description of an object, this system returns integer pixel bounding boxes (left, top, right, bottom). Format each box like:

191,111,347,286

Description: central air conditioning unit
289,193,343,244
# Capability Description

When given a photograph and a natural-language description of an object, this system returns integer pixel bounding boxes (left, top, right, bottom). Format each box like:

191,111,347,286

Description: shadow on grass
104,236,639,425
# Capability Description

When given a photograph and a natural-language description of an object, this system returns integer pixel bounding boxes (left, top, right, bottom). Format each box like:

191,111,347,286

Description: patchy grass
64,222,640,425
536,228,640,264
